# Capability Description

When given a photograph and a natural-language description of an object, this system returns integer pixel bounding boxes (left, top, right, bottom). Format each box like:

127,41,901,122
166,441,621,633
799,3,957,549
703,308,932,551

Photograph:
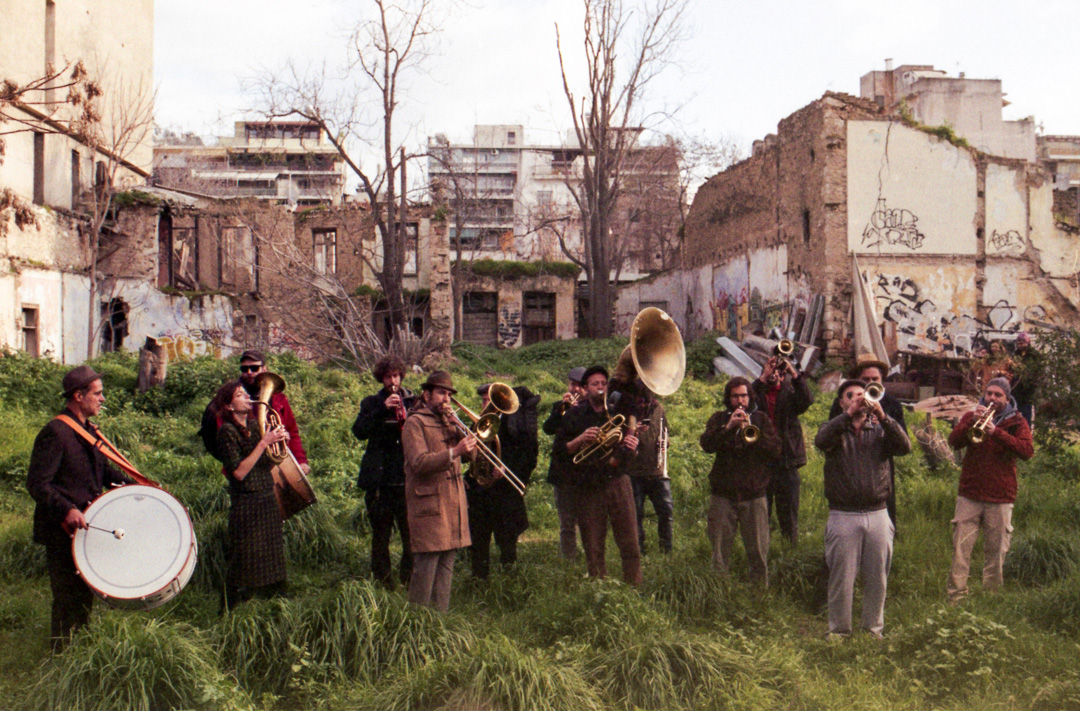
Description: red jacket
948,409,1033,504
270,391,307,465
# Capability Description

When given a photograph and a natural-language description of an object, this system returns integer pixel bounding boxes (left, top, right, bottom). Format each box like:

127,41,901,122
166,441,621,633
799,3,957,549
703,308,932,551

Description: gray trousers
825,509,894,636
554,484,581,561
408,550,456,612
706,495,769,586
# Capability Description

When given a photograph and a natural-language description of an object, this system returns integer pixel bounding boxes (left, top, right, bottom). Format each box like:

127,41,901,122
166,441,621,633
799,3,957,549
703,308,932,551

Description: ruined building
616,63,1080,358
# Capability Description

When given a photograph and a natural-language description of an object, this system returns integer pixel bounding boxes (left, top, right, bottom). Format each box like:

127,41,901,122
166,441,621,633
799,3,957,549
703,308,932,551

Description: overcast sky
155,0,1080,157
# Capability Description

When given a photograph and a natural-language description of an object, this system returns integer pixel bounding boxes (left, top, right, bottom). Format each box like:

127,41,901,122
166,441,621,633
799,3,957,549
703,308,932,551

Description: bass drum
72,485,198,610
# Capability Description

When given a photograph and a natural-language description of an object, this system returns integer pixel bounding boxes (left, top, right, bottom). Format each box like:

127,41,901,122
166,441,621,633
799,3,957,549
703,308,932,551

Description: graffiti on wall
872,272,1039,355
498,306,522,349
710,287,749,338
862,198,926,251
155,329,224,360
989,229,1024,255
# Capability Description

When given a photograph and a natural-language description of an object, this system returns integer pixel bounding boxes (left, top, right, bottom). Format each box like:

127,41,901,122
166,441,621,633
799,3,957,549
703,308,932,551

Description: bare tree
555,0,688,337
249,0,439,337
80,74,155,358
0,61,98,161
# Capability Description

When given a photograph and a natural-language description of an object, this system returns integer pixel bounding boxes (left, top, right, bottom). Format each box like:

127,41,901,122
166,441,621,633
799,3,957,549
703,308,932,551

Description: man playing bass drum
353,355,415,590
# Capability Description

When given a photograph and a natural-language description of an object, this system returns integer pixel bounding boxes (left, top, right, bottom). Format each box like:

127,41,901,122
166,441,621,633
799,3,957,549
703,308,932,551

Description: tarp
851,255,890,369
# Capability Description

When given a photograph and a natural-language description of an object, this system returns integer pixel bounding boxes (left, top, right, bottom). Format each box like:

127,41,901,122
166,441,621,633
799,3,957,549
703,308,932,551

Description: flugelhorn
252,372,288,464
969,407,996,444
572,414,626,464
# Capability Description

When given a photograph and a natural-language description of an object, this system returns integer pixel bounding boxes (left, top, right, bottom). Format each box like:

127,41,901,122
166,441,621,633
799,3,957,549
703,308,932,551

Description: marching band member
401,372,476,611
753,350,814,545
212,379,291,610
27,366,135,651
828,354,907,530
700,376,781,586
238,350,309,475
543,367,587,561
626,396,672,555
466,384,539,578
353,355,415,590
946,377,1033,602
815,379,911,638
554,366,642,586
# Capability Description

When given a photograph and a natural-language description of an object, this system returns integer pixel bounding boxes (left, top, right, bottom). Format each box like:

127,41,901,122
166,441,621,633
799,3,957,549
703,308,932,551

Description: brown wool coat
402,404,471,553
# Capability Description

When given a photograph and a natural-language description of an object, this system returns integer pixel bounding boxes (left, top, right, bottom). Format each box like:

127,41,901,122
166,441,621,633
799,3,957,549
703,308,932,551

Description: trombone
446,383,527,496
969,407,996,444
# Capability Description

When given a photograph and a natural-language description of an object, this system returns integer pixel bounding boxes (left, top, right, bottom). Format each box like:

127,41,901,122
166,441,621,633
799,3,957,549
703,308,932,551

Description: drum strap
54,414,160,488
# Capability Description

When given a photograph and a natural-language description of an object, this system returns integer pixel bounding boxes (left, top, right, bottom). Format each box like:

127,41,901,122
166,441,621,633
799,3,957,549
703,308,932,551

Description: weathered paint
985,164,1027,257
848,121,978,255
102,280,237,359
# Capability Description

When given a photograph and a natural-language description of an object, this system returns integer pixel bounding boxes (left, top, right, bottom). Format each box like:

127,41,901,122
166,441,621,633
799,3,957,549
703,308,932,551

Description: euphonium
449,396,500,442
969,407,997,444
252,372,288,464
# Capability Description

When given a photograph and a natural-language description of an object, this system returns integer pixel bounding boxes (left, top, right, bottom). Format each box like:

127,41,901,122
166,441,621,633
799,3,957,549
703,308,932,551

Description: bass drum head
72,485,197,610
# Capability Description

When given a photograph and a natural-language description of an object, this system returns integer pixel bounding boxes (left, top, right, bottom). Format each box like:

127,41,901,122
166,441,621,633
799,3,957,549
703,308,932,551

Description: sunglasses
240,364,263,373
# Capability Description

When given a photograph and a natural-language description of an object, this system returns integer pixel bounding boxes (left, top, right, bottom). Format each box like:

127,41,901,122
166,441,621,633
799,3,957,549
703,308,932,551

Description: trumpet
443,405,526,496
864,382,885,404
572,414,626,464
559,392,582,415
387,384,411,425
969,407,997,444
740,420,761,444
252,372,288,464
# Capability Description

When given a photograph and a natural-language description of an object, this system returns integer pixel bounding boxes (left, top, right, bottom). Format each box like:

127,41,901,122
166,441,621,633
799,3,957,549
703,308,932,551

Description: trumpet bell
742,424,760,443
630,307,686,397
777,339,795,358
864,382,885,402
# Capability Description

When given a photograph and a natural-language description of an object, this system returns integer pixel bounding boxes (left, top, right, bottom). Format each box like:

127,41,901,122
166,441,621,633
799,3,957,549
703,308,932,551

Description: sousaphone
622,307,686,397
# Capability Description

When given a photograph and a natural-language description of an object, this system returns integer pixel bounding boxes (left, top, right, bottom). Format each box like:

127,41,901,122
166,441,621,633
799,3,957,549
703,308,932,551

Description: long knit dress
217,420,286,590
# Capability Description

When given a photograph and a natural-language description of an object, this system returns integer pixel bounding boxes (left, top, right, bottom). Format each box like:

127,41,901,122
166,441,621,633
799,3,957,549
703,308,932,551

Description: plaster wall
848,121,978,255
105,280,237,360
985,164,1028,257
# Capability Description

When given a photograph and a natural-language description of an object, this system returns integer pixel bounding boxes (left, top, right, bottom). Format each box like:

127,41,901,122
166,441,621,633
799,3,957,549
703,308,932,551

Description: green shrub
29,613,249,711
684,330,722,380
0,516,45,581
0,350,66,413
1004,534,1080,586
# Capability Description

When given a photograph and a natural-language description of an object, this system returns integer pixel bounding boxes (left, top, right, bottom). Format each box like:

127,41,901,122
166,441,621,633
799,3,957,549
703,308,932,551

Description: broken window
21,306,39,357
403,223,419,276
313,228,337,275
100,298,128,353
220,225,256,290
523,291,556,345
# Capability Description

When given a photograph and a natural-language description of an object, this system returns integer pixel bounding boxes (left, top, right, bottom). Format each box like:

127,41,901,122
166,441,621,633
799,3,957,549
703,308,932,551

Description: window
802,209,811,245
71,150,80,208
100,299,128,353
220,225,255,291
523,292,556,345
403,223,419,275
313,229,337,275
536,190,552,206
33,133,45,205
507,131,517,146
21,306,39,357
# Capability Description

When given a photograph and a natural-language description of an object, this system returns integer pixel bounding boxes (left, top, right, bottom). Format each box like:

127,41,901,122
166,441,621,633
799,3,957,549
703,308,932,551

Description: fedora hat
848,353,889,379
421,370,457,394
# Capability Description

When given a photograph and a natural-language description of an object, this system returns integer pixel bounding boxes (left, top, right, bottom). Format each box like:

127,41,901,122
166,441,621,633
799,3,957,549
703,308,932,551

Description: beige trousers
947,496,1014,601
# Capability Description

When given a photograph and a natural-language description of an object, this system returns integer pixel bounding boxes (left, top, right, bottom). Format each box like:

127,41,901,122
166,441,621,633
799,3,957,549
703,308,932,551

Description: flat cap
62,365,101,398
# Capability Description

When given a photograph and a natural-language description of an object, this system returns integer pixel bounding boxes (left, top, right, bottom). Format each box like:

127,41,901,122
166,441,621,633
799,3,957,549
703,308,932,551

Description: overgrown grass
3,345,1080,709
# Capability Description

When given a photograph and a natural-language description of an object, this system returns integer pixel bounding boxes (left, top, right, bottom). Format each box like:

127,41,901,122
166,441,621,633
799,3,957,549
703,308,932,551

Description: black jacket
26,409,132,545
700,408,782,501
828,392,907,434
752,374,814,469
554,401,633,489
815,413,911,512
352,388,416,490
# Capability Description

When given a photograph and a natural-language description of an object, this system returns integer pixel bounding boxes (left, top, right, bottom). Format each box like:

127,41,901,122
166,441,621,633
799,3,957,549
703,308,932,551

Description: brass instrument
449,396,501,442
627,307,686,397
443,404,527,496
775,338,798,371
969,407,997,444
387,384,411,425
740,419,760,444
252,372,288,464
658,419,669,479
864,382,885,404
572,414,626,464
559,392,581,415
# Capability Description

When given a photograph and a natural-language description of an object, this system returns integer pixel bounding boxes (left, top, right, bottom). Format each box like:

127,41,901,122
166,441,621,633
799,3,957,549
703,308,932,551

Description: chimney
884,58,893,72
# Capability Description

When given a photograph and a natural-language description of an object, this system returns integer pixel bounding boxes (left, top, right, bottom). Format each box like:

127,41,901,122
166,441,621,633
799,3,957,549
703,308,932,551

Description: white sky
154,0,1080,158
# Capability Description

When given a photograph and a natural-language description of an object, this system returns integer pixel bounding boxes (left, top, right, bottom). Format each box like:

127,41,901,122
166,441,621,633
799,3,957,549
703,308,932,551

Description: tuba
252,372,288,464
